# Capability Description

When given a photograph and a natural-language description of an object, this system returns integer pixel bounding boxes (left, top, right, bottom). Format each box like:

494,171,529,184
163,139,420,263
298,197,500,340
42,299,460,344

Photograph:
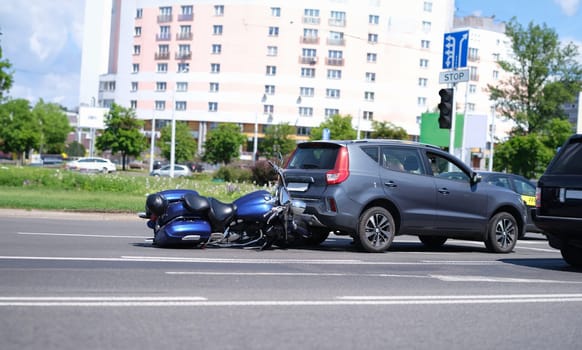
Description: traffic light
438,88,453,129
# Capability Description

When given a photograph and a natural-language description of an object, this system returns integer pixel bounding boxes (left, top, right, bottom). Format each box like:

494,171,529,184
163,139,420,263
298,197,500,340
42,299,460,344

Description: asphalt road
1,210,581,350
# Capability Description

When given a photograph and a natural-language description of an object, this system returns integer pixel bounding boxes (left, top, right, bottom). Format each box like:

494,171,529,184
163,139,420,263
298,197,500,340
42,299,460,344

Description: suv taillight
326,147,349,185
535,187,541,208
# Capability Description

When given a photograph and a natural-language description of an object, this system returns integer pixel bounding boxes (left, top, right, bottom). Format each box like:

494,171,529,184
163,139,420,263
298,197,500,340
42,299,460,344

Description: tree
260,122,297,158
0,99,40,164
493,134,554,179
96,103,146,170
0,45,14,101
310,114,357,140
488,18,582,135
159,121,197,164
32,99,72,154
203,123,246,165
65,141,86,158
371,121,408,140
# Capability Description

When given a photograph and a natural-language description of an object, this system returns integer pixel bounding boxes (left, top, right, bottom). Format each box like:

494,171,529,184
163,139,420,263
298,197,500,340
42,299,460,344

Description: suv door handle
438,187,450,195
384,181,397,188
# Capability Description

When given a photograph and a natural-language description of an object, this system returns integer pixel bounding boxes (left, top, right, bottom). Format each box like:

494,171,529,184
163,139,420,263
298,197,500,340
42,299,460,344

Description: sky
0,0,580,111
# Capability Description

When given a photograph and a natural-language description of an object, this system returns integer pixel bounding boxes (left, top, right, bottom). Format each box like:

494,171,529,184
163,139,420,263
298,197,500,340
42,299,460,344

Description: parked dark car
533,134,582,267
284,140,527,253
478,171,542,237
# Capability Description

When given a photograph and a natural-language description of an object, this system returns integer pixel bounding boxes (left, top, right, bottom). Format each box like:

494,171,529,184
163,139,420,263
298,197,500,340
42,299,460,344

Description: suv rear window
547,139,582,174
287,146,338,170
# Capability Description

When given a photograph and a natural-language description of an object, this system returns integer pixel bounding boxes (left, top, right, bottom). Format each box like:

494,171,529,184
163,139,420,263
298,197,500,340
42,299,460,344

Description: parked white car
149,164,192,177
66,157,117,173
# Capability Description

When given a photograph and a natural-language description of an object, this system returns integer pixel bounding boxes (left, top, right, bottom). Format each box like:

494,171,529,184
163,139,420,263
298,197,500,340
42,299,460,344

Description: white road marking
17,232,149,239
1,294,582,307
430,275,582,284
166,271,429,278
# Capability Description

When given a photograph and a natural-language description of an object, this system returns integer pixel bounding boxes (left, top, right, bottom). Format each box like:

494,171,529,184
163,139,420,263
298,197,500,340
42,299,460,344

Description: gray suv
284,140,527,253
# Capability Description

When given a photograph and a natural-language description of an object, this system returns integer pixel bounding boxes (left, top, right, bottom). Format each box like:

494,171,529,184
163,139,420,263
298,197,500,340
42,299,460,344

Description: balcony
327,38,345,46
157,14,172,23
302,16,321,25
155,52,170,60
299,56,318,65
175,52,192,60
325,57,344,66
328,18,346,27
156,33,171,41
178,13,193,21
301,36,320,44
176,32,193,40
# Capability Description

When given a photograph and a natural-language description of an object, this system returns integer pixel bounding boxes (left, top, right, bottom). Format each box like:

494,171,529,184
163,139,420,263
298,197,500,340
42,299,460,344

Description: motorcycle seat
183,193,210,213
208,198,237,228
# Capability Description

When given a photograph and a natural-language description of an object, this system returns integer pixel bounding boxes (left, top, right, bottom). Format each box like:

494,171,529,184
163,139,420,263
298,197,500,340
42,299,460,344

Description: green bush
214,165,253,183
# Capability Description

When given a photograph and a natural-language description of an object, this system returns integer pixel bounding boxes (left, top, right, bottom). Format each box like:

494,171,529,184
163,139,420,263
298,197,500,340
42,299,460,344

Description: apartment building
83,0,458,156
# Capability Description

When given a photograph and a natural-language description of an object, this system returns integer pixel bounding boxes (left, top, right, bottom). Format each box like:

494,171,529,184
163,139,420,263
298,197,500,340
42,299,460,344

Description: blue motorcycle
139,161,311,249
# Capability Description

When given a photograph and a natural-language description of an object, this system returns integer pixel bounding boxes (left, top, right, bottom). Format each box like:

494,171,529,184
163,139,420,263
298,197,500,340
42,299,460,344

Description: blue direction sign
442,30,469,69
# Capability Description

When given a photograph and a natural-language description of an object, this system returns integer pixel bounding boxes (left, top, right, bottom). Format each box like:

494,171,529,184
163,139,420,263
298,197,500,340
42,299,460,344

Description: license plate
288,182,309,192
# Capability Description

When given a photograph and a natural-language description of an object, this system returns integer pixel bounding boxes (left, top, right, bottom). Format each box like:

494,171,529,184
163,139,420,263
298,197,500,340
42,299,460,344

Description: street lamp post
253,94,267,165
169,67,188,178
149,117,155,173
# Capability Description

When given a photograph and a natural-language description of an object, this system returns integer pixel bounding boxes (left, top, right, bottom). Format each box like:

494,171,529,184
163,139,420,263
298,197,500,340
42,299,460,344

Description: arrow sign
439,69,470,84
442,30,469,69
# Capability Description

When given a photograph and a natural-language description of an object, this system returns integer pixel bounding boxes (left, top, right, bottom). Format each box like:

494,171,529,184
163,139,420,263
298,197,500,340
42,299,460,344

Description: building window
326,89,340,98
158,44,169,54
469,84,477,94
209,82,219,92
325,108,339,116
178,25,192,39
268,26,279,36
470,66,479,81
422,21,431,32
300,87,315,97
132,63,139,73
131,82,138,92
419,58,429,68
209,102,218,112
492,53,500,61
366,72,376,82
369,15,379,25
133,45,141,55
136,8,143,18
177,82,188,92
417,97,427,106
267,46,278,56
368,33,378,44
297,126,311,136
365,91,375,101
424,1,433,12
130,100,137,109
299,107,313,116
158,26,170,40
213,25,223,35
492,70,499,79
178,62,189,72
212,44,222,54
264,105,274,114
363,111,373,120
329,11,346,27
265,85,275,95
301,67,315,78
181,5,193,15
157,63,168,73
155,101,166,110
327,69,342,79
156,82,167,91
304,8,319,17
271,7,281,17
421,40,430,49
134,27,141,37
467,103,475,112
266,65,277,76
214,5,224,16
418,77,428,87
211,63,220,73
176,101,187,111
367,53,377,62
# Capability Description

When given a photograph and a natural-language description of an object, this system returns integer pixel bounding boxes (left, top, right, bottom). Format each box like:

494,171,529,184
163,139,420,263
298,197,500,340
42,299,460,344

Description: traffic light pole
448,82,457,155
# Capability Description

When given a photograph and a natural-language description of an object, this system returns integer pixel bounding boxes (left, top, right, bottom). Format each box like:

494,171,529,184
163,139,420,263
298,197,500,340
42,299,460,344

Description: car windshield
287,146,338,170
547,140,582,174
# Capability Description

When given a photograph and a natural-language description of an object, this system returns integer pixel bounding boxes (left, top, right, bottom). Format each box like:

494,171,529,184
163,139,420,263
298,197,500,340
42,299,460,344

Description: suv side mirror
471,172,482,185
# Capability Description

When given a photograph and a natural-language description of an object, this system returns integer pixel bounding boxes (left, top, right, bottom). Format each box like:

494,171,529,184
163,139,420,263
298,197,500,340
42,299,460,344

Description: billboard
78,106,109,129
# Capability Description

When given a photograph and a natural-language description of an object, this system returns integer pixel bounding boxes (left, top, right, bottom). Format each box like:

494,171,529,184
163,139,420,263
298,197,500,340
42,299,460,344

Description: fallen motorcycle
138,160,312,249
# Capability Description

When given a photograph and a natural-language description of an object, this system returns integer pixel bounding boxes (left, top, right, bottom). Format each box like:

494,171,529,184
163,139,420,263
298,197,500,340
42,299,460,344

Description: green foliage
493,134,554,179
159,121,197,164
65,141,86,158
203,123,246,164
0,98,39,163
96,103,146,170
214,165,253,182
33,99,72,154
0,45,14,101
310,114,357,140
260,123,297,158
371,121,408,140
251,160,277,186
488,18,582,135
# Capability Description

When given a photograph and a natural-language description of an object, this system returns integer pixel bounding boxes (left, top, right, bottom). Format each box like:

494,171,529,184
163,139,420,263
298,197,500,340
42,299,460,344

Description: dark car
284,140,527,253
533,134,582,267
478,171,542,237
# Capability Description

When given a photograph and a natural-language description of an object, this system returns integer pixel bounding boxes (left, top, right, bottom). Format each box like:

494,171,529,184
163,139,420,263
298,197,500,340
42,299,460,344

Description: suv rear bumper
532,212,582,248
